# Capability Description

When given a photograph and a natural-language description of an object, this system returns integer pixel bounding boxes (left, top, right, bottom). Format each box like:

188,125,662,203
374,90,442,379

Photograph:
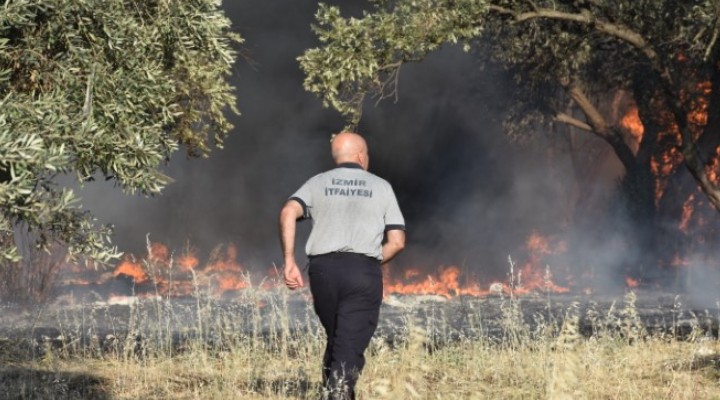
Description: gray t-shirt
289,163,405,260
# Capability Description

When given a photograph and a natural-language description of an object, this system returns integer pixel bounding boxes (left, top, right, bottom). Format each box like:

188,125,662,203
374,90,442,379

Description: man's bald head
331,132,369,170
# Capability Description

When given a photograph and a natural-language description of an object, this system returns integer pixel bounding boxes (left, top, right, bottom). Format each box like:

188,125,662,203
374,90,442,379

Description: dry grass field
0,269,719,400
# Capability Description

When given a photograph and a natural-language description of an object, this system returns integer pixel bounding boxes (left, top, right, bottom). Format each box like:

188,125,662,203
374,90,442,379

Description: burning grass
1,266,719,399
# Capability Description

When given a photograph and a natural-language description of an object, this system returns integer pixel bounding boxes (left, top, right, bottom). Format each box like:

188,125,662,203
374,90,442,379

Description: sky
70,0,697,293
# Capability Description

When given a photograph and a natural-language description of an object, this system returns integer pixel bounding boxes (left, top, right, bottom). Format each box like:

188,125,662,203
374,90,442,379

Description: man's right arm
279,200,305,289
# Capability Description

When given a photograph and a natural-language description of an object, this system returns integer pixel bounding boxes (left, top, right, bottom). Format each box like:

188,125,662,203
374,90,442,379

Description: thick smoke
70,1,718,304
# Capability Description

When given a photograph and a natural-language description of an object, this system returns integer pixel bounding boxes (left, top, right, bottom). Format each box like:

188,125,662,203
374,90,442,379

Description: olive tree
299,0,720,215
0,0,239,265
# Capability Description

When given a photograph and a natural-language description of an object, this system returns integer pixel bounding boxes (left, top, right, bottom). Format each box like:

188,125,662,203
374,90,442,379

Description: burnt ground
0,289,717,358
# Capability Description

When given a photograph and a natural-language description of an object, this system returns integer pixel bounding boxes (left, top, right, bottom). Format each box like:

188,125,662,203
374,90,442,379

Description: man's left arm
381,229,405,264
382,183,405,264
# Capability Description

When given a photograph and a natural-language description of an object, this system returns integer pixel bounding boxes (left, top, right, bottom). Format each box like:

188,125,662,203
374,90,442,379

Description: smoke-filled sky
71,0,720,299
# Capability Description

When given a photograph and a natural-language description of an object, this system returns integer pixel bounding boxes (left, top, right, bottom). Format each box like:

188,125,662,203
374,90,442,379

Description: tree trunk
615,74,665,278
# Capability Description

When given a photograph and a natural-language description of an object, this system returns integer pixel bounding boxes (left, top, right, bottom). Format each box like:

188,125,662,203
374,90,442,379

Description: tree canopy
0,0,239,264
299,0,720,214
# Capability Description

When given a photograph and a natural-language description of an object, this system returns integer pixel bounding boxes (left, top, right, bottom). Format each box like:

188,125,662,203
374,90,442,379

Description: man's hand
284,261,305,290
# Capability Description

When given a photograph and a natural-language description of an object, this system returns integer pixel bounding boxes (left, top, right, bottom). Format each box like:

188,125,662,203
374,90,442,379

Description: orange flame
688,81,711,126
620,80,709,206
515,232,570,294
215,274,249,291
679,194,696,234
113,256,147,283
102,242,259,296
148,242,169,266
707,145,720,185
204,244,249,292
177,253,199,271
620,107,645,147
381,232,571,298
383,265,489,298
205,244,243,273
625,277,639,288
651,147,684,204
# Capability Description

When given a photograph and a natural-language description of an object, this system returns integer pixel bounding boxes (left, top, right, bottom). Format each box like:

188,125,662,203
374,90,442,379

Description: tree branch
555,112,592,132
524,0,539,12
704,16,720,62
488,5,517,18
374,61,403,106
561,78,610,136
559,78,637,170
489,6,673,86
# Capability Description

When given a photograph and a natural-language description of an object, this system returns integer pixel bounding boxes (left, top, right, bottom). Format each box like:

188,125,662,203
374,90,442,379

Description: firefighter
279,131,406,399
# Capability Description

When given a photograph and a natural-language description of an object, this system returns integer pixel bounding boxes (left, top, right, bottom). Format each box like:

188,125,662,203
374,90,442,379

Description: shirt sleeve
289,179,313,220
384,184,405,231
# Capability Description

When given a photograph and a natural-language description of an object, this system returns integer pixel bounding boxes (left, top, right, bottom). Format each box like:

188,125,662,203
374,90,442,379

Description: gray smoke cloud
69,1,719,304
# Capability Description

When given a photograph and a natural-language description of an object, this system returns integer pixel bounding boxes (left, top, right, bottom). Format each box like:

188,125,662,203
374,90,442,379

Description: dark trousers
308,253,383,400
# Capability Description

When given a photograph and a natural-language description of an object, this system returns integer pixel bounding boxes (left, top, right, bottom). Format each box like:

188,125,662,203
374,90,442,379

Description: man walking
279,131,406,399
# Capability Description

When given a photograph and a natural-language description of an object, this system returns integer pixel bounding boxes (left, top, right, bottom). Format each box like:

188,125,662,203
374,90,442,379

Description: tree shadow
0,366,111,400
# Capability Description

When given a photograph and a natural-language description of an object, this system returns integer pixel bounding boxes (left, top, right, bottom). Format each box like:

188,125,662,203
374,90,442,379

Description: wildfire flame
619,79,711,206
383,265,489,298
382,231,571,298
707,145,720,185
113,255,148,283
515,232,570,294
625,277,639,288
60,214,718,300
79,243,254,297
620,106,645,150
177,253,199,271
61,232,581,300
679,194,696,234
